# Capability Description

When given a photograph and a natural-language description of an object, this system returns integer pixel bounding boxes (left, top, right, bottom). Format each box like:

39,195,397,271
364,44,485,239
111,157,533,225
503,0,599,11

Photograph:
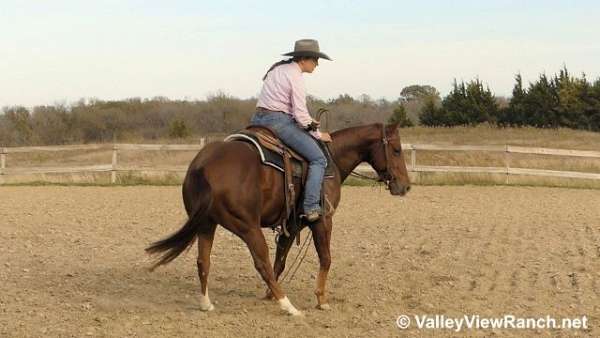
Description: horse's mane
327,123,384,167
330,123,382,138
330,123,383,151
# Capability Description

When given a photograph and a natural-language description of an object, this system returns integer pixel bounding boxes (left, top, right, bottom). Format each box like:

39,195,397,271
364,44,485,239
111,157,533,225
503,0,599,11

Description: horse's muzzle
389,181,411,196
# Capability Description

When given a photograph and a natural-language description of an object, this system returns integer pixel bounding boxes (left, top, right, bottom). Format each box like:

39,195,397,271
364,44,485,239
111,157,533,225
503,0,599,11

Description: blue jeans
250,111,326,213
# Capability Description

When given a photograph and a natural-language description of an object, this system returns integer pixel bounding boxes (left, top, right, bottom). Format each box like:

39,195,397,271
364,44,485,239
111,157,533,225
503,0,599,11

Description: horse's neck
330,125,380,181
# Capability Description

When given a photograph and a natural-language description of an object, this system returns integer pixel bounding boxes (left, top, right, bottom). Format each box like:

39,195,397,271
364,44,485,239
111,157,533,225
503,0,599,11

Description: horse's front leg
311,216,332,310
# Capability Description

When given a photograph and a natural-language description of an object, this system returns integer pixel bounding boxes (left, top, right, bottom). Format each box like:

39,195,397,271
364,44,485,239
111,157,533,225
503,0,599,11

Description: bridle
317,109,395,188
350,124,395,189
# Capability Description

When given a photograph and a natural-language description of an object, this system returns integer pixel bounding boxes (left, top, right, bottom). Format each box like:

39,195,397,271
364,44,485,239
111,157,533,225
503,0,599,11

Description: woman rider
250,39,332,222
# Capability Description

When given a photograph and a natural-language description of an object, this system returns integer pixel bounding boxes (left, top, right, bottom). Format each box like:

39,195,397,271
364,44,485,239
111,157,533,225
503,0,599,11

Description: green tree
443,79,498,126
499,74,528,126
388,105,414,127
586,78,600,131
419,96,447,126
169,119,190,138
522,74,559,128
554,67,587,129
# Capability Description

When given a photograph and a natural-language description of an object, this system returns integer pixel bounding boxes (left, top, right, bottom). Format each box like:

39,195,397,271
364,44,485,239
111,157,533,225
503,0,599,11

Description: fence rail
1,141,599,184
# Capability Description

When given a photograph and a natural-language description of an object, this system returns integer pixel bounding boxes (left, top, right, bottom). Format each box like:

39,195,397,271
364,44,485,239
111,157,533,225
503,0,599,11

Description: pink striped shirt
256,62,321,139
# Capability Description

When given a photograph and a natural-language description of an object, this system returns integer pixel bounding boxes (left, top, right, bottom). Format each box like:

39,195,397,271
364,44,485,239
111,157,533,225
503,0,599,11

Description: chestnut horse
146,122,410,316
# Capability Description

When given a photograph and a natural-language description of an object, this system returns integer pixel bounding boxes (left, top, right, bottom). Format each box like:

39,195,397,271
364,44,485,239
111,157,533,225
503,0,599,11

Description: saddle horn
316,108,331,131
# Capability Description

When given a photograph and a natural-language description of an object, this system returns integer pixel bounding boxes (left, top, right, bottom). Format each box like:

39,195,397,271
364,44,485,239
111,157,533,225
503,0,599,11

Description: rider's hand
320,132,332,143
305,119,322,132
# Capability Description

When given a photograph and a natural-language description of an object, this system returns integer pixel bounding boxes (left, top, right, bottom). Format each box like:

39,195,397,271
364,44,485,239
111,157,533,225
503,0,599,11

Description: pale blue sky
1,0,599,107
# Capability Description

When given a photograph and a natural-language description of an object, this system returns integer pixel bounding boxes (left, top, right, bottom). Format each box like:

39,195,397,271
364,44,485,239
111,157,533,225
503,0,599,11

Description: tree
554,66,587,129
358,94,373,106
499,74,528,126
3,106,33,145
398,85,441,125
400,85,440,102
585,78,600,131
328,94,356,105
169,119,190,138
522,74,559,128
31,104,73,145
419,96,447,126
388,105,413,127
442,79,498,126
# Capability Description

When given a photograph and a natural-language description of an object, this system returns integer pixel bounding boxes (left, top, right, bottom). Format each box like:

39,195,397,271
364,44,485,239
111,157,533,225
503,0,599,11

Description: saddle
224,125,335,239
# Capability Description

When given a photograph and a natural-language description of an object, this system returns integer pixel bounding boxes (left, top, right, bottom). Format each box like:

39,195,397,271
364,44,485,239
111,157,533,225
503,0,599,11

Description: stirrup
301,210,321,222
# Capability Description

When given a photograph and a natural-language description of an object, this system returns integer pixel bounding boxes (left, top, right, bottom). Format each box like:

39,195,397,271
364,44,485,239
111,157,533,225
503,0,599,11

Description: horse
146,122,411,316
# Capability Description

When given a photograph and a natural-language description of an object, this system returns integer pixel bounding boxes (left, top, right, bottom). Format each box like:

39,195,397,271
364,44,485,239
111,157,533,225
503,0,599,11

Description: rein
280,231,313,284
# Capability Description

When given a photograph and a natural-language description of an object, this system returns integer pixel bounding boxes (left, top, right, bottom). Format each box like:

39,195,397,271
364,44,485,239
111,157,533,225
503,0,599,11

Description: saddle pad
224,132,335,179
225,133,304,177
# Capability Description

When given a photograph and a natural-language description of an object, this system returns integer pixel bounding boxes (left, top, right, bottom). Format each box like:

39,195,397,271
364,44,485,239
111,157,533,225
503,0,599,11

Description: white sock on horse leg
199,288,215,311
278,296,303,316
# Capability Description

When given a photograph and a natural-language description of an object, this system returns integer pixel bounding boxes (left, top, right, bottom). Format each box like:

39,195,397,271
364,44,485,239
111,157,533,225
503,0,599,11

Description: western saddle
224,125,334,240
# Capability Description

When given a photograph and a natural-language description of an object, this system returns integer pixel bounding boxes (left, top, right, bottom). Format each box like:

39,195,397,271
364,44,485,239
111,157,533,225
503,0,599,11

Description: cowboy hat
282,39,332,61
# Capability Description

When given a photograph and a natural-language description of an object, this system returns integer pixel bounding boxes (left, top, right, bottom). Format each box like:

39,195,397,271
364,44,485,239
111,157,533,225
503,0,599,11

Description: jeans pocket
253,113,291,130
251,113,272,125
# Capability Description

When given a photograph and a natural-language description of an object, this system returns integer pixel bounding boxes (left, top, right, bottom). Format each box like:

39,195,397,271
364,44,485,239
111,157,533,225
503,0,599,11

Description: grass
4,174,599,191
398,124,600,150
115,171,183,185
2,126,599,189
412,171,600,190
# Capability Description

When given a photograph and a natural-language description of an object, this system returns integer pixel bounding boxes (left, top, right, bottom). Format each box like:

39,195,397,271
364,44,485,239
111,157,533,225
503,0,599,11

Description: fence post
0,147,6,184
411,145,418,184
505,145,510,185
200,137,206,149
111,144,118,184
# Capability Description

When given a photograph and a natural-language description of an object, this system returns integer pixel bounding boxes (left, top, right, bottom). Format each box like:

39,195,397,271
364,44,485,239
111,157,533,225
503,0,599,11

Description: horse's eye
394,149,402,156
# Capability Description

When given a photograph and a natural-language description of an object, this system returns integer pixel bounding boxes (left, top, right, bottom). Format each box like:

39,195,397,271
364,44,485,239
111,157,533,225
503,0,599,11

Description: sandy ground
1,185,599,337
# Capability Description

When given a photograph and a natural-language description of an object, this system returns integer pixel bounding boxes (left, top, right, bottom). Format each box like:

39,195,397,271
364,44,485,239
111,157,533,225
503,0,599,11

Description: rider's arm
289,71,321,139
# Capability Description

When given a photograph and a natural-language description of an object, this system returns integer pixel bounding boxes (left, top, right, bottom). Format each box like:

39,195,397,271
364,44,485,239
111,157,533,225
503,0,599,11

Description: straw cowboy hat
282,39,332,61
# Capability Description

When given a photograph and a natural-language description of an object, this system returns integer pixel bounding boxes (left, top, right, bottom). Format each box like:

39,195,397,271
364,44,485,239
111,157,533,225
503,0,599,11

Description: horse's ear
386,122,400,132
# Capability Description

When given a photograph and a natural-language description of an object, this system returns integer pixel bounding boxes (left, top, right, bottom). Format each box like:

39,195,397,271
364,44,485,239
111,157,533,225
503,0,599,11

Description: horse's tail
145,168,213,271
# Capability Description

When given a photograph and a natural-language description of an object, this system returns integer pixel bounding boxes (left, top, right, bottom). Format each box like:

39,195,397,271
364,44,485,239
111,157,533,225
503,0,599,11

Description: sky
1,0,599,108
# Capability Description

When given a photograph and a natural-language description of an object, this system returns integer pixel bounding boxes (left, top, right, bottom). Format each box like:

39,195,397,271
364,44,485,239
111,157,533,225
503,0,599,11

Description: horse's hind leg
264,233,295,300
241,228,303,316
197,222,217,311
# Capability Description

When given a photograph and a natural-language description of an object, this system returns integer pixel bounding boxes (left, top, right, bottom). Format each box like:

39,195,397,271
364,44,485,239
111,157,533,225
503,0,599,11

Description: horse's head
365,123,411,196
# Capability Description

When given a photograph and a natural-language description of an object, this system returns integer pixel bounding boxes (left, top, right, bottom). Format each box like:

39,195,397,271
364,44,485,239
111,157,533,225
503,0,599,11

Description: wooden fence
1,141,600,184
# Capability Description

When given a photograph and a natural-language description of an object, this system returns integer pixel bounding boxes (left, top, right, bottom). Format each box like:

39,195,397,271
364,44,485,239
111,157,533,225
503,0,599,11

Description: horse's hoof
316,303,331,311
288,309,304,317
199,303,215,312
279,296,303,316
